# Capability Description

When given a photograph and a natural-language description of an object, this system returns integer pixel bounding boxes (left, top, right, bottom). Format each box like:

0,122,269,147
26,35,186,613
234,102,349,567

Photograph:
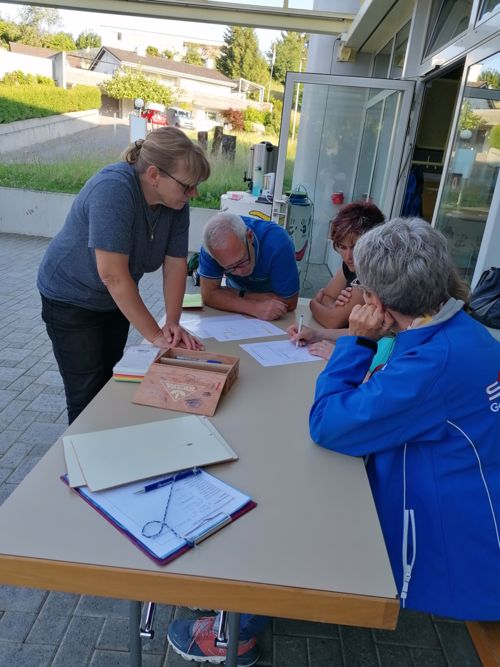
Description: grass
0,130,290,209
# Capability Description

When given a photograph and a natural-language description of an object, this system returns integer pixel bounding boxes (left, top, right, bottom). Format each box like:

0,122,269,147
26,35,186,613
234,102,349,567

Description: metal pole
225,612,241,667
129,601,142,667
267,44,276,104
291,60,302,142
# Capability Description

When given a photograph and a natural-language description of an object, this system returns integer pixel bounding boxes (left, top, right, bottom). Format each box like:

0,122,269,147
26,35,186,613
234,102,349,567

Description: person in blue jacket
198,212,299,321
310,217,500,620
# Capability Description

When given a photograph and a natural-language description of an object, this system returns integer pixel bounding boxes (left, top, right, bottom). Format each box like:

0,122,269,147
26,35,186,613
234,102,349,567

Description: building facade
274,0,500,287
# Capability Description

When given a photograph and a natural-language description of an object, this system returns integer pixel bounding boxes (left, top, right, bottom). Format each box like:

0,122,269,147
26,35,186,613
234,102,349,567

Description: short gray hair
353,217,451,316
202,213,247,255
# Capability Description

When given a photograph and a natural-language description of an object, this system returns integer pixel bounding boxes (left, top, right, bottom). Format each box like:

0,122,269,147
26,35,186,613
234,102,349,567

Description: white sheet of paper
180,314,247,339
240,340,322,367
201,317,285,342
76,470,251,560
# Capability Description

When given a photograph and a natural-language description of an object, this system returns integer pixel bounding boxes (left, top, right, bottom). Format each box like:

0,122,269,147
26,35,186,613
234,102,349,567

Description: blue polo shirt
198,216,299,298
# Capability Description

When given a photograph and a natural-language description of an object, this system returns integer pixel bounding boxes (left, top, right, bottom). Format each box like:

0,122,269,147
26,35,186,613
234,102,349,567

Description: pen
296,314,304,348
167,355,223,364
134,468,200,494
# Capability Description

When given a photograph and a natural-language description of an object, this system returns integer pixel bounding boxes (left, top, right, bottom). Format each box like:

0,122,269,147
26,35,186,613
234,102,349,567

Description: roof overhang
343,0,414,53
4,0,355,36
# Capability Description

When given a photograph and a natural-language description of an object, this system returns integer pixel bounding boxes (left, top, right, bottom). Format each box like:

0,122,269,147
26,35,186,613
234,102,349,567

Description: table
0,303,399,666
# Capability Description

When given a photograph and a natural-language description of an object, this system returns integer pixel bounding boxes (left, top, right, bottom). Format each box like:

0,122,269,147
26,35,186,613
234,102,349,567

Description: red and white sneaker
167,615,259,666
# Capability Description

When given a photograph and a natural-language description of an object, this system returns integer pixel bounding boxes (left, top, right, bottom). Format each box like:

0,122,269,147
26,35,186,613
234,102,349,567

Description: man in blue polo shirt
198,212,299,320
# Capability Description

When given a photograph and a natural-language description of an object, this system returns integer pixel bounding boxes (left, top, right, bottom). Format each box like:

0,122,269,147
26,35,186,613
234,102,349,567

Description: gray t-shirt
37,161,189,311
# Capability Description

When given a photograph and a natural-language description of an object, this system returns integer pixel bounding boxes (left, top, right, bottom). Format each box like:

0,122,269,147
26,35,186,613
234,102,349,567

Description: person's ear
146,165,161,187
369,292,385,310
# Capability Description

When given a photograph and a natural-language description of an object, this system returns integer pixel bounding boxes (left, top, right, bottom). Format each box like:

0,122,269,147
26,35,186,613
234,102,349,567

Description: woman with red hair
310,201,385,329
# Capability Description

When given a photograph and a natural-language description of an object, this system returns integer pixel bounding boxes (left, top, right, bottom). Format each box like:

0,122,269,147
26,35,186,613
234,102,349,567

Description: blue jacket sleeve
309,335,448,456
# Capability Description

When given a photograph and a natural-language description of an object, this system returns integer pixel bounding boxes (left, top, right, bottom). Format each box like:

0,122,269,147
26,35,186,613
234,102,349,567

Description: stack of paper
113,345,159,382
182,293,203,309
63,415,239,491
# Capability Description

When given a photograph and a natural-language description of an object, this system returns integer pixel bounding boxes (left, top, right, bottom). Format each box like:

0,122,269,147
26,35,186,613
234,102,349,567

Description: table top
0,303,398,629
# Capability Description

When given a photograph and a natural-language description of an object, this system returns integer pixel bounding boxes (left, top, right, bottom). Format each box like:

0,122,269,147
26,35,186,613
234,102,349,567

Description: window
372,22,410,80
391,23,410,78
480,0,500,19
425,0,473,57
434,51,500,283
373,40,391,78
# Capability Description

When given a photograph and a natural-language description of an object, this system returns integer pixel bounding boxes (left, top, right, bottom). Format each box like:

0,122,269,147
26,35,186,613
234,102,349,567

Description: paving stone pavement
0,233,481,666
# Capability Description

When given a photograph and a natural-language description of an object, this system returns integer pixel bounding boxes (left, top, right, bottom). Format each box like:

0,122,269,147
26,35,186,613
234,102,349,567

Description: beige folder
63,415,238,491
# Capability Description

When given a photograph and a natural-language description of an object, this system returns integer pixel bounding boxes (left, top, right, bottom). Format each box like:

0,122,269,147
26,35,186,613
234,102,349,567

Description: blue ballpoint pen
134,468,200,494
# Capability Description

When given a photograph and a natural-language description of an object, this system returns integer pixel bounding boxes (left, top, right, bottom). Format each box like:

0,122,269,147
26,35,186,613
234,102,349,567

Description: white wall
0,187,214,252
0,50,52,78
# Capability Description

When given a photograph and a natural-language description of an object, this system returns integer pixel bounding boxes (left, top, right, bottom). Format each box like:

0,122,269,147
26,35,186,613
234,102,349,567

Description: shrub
221,108,244,132
0,84,101,123
1,70,54,86
265,97,283,135
100,66,175,107
244,106,266,124
489,125,500,150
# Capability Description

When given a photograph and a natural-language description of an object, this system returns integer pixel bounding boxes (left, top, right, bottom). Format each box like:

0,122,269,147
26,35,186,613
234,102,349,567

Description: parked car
141,102,168,127
167,107,195,130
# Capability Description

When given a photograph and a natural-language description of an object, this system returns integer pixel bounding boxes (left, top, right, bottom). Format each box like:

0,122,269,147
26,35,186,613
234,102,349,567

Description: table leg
129,601,142,667
225,611,240,667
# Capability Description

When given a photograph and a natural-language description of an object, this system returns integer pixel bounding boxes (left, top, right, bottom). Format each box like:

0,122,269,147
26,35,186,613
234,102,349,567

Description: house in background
2,42,110,88
99,23,221,65
89,46,270,128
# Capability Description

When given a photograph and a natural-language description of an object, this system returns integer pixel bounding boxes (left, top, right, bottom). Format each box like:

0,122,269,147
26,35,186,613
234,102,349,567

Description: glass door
272,73,414,274
434,51,500,284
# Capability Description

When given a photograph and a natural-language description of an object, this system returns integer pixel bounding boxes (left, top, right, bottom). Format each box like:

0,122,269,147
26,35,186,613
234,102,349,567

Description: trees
216,26,268,85
3,5,77,50
146,45,160,57
17,6,61,34
43,32,76,51
76,30,101,50
270,32,308,85
183,45,204,66
100,67,175,107
0,17,21,47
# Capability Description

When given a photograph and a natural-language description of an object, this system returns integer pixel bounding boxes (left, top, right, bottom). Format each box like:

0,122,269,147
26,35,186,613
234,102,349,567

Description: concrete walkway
0,233,481,666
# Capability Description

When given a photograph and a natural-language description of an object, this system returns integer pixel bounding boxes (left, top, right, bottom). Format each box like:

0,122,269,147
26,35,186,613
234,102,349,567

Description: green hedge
0,84,101,123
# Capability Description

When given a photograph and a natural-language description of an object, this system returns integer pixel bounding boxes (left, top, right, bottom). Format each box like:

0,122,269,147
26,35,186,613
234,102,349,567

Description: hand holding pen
286,320,321,347
295,314,304,348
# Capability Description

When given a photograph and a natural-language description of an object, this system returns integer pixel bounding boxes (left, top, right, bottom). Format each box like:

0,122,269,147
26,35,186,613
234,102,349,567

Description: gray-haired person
197,212,299,321
310,217,500,620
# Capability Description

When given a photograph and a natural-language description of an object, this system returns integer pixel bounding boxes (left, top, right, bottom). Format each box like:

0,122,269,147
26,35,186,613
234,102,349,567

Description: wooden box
132,348,239,417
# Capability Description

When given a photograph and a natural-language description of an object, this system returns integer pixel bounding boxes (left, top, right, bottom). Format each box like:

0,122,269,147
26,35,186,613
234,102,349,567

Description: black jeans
41,295,130,424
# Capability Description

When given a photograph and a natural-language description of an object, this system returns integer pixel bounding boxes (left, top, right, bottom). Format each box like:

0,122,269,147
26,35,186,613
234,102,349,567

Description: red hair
329,201,385,246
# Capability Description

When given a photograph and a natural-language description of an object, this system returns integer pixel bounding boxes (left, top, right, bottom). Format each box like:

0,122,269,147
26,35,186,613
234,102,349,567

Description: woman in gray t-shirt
38,126,210,423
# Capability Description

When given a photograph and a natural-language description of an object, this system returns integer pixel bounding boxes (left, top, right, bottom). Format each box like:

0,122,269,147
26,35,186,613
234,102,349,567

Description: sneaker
167,615,259,666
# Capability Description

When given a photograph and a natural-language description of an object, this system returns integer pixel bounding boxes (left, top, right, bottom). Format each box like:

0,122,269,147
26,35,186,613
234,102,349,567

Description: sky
0,2,282,54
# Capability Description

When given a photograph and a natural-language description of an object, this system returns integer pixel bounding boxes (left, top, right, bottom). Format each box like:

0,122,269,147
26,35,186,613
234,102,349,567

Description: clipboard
62,470,256,565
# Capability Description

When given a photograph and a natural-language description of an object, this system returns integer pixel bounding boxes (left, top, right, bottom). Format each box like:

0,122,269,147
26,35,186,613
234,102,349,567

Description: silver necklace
144,204,162,240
